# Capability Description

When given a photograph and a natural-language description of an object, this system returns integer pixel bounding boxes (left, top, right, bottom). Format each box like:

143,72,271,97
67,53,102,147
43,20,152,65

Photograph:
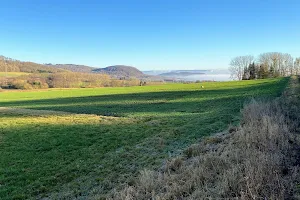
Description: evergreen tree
242,66,249,80
249,62,256,80
257,64,268,79
269,65,275,78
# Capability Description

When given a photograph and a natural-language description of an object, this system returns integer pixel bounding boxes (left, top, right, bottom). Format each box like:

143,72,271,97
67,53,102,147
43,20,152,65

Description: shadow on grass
0,79,288,117
0,78,289,199
0,109,230,199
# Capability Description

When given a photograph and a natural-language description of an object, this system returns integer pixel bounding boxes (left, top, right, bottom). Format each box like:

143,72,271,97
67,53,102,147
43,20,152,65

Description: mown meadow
0,78,288,199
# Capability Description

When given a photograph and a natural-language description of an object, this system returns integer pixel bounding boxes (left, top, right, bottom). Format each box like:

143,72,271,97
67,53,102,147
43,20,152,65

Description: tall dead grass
110,76,300,199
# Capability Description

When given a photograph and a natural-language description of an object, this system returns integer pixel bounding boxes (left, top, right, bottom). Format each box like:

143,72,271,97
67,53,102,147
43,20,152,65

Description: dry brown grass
110,76,300,200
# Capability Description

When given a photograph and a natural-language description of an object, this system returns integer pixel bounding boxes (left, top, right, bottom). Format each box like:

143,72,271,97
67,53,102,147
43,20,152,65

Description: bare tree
294,58,300,75
230,53,298,80
258,52,295,77
229,55,254,80
281,53,293,76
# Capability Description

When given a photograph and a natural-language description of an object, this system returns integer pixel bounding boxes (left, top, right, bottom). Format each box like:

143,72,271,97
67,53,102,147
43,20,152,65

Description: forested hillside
0,56,163,90
93,65,145,78
0,56,65,73
0,56,147,78
46,64,96,73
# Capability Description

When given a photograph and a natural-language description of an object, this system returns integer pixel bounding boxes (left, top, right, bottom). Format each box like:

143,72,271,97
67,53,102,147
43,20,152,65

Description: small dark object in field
103,112,120,117
228,126,238,133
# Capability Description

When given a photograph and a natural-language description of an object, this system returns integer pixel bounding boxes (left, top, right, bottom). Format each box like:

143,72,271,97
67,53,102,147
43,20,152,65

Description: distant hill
144,70,209,76
46,64,96,73
0,56,66,73
92,65,145,78
0,55,163,81
50,64,146,79
159,71,205,76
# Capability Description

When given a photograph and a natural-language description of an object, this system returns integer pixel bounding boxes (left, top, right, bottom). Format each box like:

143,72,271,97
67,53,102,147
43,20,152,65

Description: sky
0,0,299,70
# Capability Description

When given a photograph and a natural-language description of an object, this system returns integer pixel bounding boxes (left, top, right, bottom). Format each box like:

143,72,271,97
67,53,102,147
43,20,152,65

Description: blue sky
0,0,299,70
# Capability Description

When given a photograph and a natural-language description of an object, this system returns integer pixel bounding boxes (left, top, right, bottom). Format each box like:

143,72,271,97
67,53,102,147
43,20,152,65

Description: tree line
0,72,162,90
1,72,139,89
229,52,300,80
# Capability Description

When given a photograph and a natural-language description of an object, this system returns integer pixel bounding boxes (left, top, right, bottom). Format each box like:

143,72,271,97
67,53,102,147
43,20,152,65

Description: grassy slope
0,78,288,199
0,72,30,77
111,76,300,199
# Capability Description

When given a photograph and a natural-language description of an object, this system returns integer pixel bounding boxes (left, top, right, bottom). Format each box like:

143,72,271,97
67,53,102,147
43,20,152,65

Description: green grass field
0,78,289,199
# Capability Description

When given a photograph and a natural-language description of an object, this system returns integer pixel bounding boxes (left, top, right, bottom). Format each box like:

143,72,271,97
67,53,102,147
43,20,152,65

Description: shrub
10,79,27,89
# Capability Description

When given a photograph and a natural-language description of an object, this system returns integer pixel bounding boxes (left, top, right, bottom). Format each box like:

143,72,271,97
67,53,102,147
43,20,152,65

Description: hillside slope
46,64,96,73
92,65,145,78
0,56,66,73
112,77,300,199
0,55,161,81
